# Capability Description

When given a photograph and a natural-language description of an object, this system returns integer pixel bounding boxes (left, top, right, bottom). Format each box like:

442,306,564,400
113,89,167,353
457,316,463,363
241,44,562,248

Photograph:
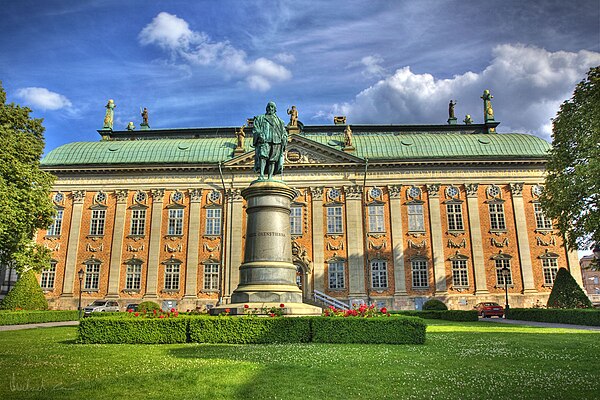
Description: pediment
224,134,364,168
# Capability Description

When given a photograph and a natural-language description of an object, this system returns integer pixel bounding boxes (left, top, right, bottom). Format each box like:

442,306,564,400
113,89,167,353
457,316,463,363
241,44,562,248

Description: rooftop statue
141,107,149,126
102,99,116,130
235,125,246,149
287,105,298,127
463,114,473,124
344,125,353,148
252,101,288,180
448,100,457,119
126,122,135,131
481,90,495,122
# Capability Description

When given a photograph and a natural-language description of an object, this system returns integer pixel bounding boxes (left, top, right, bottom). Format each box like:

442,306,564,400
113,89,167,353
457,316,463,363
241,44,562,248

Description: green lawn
1,320,599,400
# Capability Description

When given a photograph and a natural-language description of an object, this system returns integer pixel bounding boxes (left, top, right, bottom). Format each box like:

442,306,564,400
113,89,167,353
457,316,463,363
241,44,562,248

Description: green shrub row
78,315,426,344
0,310,79,325
390,310,478,322
506,308,600,326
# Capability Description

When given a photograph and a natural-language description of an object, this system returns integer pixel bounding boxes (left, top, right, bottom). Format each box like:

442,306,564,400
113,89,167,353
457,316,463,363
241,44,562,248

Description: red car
475,302,504,318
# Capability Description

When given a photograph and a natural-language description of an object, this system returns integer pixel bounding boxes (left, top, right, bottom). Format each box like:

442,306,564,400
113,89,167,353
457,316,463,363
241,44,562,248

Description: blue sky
1,0,599,154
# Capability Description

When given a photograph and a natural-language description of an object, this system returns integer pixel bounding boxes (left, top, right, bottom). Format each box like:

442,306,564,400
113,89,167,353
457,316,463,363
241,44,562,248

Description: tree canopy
541,67,600,252
0,82,55,273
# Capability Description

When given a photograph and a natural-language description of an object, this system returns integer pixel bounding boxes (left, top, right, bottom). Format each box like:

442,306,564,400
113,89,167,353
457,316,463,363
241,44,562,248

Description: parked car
83,300,120,316
125,303,139,312
475,302,504,318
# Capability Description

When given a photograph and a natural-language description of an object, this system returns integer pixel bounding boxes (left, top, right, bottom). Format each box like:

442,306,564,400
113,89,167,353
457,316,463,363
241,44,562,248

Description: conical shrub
546,268,592,309
0,269,48,310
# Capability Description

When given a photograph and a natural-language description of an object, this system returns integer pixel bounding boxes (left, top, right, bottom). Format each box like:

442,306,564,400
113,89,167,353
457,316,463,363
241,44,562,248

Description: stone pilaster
389,185,407,298
184,189,202,299
427,184,447,294
345,186,366,300
510,183,536,293
61,190,86,297
223,188,243,301
566,246,585,288
310,187,325,293
144,189,164,299
465,184,489,294
106,190,128,298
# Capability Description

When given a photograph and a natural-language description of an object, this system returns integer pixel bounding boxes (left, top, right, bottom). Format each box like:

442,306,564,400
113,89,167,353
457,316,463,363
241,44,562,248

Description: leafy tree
0,269,48,310
0,81,55,274
546,268,592,309
541,67,600,251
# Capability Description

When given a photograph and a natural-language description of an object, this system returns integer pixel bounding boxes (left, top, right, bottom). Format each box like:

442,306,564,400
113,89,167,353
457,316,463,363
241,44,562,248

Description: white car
83,300,120,315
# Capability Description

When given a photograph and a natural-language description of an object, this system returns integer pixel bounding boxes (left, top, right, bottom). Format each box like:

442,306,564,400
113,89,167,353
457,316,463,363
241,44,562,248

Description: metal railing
313,290,350,310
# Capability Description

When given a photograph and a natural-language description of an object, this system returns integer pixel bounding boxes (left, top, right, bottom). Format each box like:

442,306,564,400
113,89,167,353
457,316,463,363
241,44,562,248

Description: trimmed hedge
78,317,189,344
506,308,600,327
0,310,79,325
0,270,48,310
312,316,426,344
422,299,448,311
390,310,478,322
77,315,427,344
189,316,312,344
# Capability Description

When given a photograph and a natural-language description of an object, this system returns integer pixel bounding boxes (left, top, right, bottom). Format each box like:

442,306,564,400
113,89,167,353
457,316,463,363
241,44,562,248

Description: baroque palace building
31,95,583,311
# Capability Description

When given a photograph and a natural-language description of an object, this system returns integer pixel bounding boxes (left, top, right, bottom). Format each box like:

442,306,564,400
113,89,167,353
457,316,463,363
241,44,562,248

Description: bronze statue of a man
252,101,288,180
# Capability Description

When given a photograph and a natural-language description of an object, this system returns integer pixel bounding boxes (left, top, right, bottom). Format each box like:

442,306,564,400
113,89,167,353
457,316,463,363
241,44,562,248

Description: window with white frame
47,209,63,236
326,206,343,234
446,203,464,231
408,203,425,232
84,261,101,290
542,258,559,285
290,206,302,235
533,203,553,230
495,258,512,285
371,260,388,288
328,261,345,289
451,259,469,287
125,262,142,291
168,209,184,236
205,208,222,235
40,261,57,290
203,263,220,291
411,259,429,288
89,209,106,235
130,209,146,235
164,262,181,290
368,204,385,232
488,203,506,230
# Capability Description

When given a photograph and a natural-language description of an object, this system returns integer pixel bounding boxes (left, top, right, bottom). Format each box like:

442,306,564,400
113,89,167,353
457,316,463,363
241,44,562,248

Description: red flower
269,313,275,317
153,309,157,314
159,315,165,319
134,312,139,317
170,308,176,313
244,304,249,308
174,312,179,317
279,303,285,308
127,308,133,313
225,308,231,313
380,307,387,314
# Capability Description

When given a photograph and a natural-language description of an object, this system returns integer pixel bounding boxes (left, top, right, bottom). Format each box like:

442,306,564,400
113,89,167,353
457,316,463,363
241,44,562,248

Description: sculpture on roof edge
481,90,494,122
141,107,149,126
102,99,116,130
463,114,473,124
287,105,298,127
127,122,135,131
343,125,353,148
448,100,456,119
252,101,288,180
235,125,246,150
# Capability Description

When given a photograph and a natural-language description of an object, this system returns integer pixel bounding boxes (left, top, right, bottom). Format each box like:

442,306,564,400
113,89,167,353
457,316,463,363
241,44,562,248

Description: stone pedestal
213,181,321,316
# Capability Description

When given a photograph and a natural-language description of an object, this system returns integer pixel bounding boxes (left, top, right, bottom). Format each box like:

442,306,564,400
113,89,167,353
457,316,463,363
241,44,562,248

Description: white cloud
274,52,296,64
139,12,291,91
332,44,600,141
15,87,72,111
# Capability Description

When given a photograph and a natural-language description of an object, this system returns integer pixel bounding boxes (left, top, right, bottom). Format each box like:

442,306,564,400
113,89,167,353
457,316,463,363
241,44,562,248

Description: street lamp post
77,268,85,320
501,265,510,318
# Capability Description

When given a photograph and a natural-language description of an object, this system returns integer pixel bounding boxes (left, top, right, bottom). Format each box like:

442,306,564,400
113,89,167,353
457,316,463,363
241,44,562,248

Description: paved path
478,317,600,331
0,320,79,331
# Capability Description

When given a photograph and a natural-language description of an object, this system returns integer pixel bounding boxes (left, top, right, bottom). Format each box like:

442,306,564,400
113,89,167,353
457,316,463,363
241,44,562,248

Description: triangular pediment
224,134,364,168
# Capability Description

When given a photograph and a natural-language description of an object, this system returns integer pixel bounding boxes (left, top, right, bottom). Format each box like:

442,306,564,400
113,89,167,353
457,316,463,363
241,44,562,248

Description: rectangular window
40,261,56,289
47,209,63,236
495,259,512,285
328,261,345,289
408,204,425,232
89,209,106,236
203,263,220,291
168,209,184,236
125,263,142,290
164,263,180,290
368,204,385,232
451,260,469,287
205,208,222,235
534,203,553,230
542,258,559,285
130,209,146,235
411,260,428,288
326,206,343,234
290,206,302,235
371,260,388,288
84,262,100,290
489,203,506,230
446,203,464,231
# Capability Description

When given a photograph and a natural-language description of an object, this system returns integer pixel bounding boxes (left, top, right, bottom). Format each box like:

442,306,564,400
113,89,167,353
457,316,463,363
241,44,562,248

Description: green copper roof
41,132,550,167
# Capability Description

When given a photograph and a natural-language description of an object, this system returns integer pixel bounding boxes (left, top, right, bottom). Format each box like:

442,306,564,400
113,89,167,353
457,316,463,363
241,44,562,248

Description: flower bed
0,310,79,326
506,308,600,326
